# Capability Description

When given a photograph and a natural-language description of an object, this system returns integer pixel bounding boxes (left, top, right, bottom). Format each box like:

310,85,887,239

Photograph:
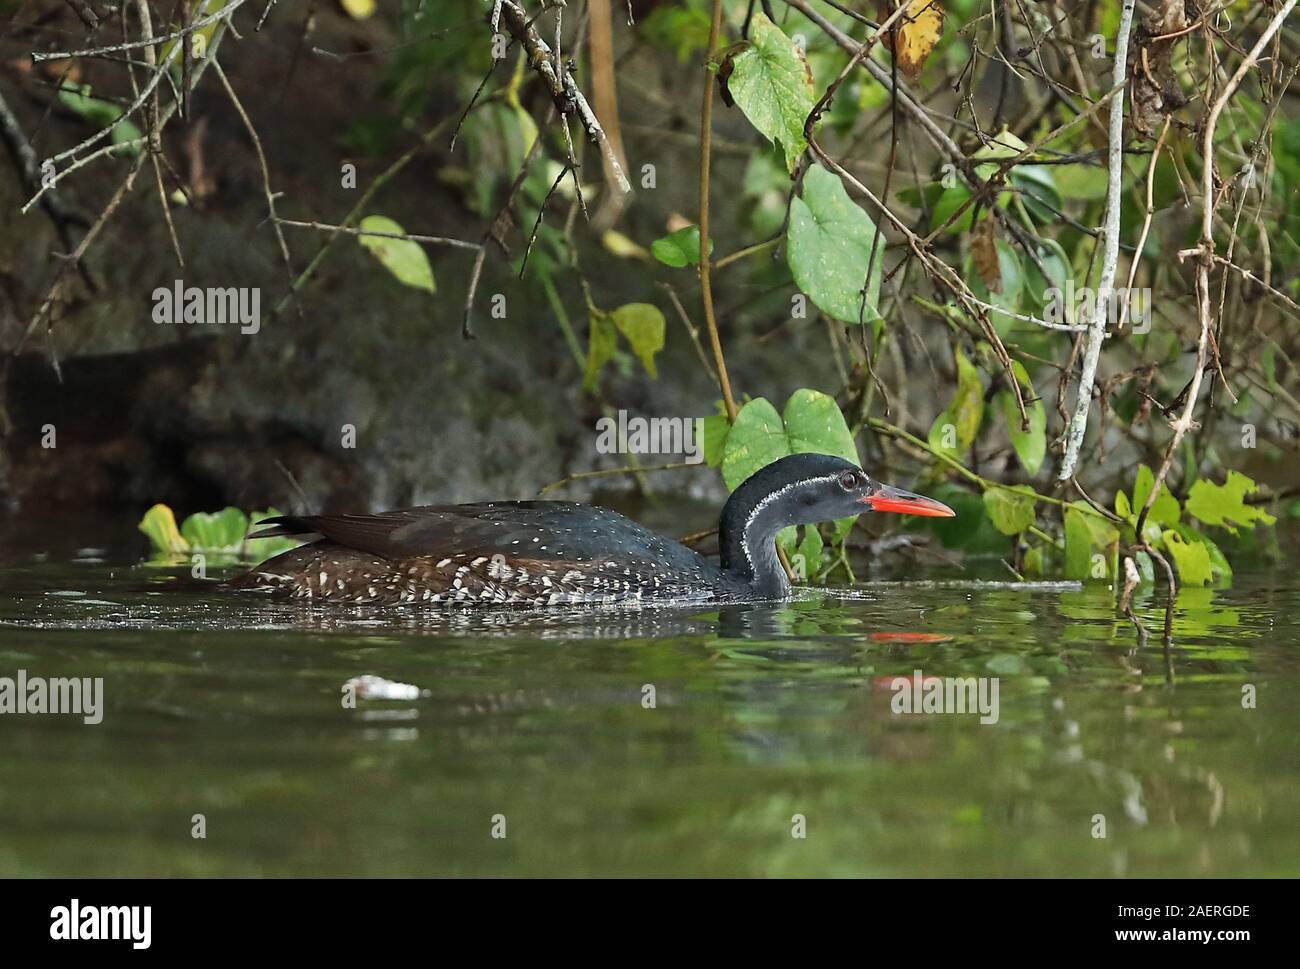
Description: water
1,542,1298,877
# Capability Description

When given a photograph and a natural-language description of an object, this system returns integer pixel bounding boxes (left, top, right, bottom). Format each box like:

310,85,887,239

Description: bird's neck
718,480,793,599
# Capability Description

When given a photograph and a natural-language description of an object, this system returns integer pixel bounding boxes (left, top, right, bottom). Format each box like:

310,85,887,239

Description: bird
229,453,954,607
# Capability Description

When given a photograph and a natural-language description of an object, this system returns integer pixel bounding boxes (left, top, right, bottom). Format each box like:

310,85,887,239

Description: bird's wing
248,501,668,563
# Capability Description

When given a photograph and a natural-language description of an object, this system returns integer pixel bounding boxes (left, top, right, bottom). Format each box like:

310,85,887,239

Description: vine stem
713,236,780,271
698,0,797,580
698,0,737,422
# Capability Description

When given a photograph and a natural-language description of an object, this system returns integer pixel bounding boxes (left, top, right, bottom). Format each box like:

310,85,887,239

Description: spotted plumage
229,454,954,607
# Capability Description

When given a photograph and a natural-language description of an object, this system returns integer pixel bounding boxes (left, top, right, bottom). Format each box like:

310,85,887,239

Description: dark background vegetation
0,0,1296,590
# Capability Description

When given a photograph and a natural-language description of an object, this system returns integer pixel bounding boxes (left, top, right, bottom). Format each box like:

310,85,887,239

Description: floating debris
344,674,428,701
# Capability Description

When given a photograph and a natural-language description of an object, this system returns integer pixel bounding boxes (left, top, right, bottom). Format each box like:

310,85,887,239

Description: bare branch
1057,0,1137,481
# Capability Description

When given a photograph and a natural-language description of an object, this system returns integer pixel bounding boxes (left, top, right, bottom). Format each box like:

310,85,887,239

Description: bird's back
231,500,726,607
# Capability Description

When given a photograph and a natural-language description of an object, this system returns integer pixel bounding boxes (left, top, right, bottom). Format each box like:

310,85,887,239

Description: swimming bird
230,452,954,607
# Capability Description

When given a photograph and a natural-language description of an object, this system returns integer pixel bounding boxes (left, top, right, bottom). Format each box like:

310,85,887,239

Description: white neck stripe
739,471,842,572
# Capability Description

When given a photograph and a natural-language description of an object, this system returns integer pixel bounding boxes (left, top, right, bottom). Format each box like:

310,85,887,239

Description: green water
1,542,1297,877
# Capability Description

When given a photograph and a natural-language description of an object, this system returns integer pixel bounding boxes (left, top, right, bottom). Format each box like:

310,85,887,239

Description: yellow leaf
138,504,190,555
885,0,945,80
161,0,229,64
339,0,375,20
601,230,651,261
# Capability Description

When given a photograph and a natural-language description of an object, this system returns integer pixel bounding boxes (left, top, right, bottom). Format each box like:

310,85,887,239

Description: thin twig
1133,0,1298,548
496,0,630,193
274,219,481,250
538,462,696,495
698,0,738,421
133,0,184,269
33,1,247,61
213,59,297,315
1058,0,1137,481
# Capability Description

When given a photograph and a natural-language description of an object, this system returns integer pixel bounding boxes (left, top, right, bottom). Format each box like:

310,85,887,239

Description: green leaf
967,129,1024,216
1063,507,1093,580
1168,524,1232,582
583,303,665,389
782,387,859,464
722,397,792,491
583,309,619,393
651,225,710,267
111,122,144,154
138,504,190,555
786,524,825,580
930,184,975,234
911,483,1004,553
357,216,436,294
58,82,143,157
1132,465,1180,526
928,348,984,460
726,13,815,172
983,486,1036,536
180,508,250,551
995,361,1045,474
701,414,730,468
1262,344,1278,391
1023,544,1049,577
969,239,1024,329
642,4,713,63
974,128,1029,161
608,303,666,378
1009,165,1061,223
1021,239,1071,315
58,82,125,127
141,504,299,560
461,102,537,215
1076,500,1121,549
1161,530,1213,586
1115,489,1132,520
1185,470,1277,533
1054,163,1111,200
721,389,859,490
787,165,884,326
1062,501,1120,580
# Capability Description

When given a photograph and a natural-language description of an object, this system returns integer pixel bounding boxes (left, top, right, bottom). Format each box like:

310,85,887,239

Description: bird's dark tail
246,515,321,540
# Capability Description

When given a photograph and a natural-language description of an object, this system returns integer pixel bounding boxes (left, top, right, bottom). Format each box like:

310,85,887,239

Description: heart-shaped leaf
787,165,884,326
726,13,815,172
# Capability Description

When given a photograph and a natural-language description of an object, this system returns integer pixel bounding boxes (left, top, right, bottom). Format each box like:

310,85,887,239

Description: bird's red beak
860,484,956,518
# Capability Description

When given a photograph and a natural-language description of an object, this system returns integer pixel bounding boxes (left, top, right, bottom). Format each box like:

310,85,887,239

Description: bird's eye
838,470,861,490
